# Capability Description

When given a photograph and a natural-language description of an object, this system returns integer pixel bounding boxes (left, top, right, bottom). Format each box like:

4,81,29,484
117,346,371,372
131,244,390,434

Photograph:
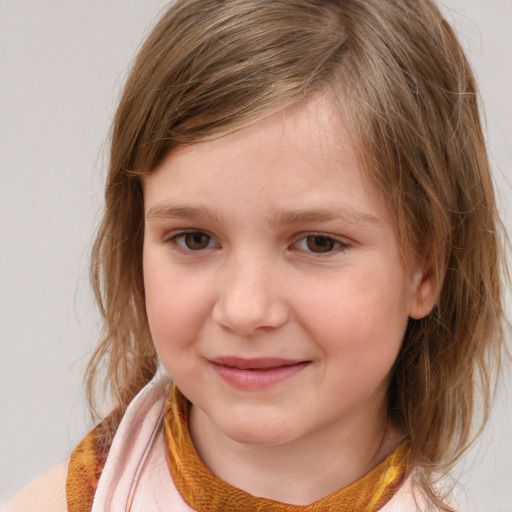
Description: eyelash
167,231,219,253
165,231,351,255
292,233,351,254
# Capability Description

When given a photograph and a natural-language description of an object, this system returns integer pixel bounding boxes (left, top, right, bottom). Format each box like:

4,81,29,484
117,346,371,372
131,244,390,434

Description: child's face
142,94,432,448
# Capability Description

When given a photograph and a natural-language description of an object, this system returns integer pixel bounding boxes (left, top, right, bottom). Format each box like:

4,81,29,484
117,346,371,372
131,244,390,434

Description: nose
212,255,289,336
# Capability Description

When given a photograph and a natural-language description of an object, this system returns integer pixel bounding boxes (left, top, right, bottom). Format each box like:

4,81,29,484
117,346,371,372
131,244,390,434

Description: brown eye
175,232,213,250
305,235,338,253
185,232,211,250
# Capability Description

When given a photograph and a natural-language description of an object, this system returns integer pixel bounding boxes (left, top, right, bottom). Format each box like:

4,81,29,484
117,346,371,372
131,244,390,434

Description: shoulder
2,375,171,512
3,461,68,512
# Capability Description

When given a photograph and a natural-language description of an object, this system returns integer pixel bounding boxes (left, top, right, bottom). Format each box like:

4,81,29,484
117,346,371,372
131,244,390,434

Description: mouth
209,357,311,390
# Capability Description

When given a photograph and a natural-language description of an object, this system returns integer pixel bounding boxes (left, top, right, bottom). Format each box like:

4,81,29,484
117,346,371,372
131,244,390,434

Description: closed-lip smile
209,356,311,390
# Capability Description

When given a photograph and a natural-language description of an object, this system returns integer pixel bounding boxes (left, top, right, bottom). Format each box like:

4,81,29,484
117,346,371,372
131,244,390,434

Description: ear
408,267,438,320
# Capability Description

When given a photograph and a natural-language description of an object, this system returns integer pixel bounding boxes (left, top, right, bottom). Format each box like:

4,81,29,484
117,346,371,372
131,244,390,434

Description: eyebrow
270,207,380,226
146,204,223,223
146,203,380,226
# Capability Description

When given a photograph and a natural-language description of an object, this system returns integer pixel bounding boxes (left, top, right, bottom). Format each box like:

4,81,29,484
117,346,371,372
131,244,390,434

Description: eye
295,234,347,254
172,231,217,251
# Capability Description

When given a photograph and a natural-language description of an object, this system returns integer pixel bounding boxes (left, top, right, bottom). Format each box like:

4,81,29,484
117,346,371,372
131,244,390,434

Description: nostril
211,293,289,335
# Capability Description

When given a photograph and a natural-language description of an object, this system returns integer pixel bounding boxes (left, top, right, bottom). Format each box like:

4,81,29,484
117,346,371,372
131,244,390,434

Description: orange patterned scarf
165,385,411,512
66,408,123,512
67,385,410,512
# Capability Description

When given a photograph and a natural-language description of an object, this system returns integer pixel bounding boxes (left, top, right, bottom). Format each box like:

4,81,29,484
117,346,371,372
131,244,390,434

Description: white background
0,1,510,510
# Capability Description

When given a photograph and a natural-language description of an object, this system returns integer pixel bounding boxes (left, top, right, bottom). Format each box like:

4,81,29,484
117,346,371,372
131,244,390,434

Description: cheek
143,257,213,363
296,268,410,371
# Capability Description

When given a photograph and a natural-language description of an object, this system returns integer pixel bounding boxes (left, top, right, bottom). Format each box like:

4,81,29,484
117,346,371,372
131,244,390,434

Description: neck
189,398,404,505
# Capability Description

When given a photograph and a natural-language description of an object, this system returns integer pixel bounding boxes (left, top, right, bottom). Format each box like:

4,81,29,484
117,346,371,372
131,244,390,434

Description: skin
142,94,435,505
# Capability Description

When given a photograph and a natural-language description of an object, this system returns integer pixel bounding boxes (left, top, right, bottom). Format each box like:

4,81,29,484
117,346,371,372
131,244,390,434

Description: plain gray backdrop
0,1,511,510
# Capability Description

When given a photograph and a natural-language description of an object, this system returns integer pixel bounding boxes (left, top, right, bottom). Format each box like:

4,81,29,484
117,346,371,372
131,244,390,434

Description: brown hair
87,0,508,508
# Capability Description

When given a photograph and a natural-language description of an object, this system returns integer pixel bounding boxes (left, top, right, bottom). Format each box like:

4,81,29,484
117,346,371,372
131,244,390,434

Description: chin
217,414,296,447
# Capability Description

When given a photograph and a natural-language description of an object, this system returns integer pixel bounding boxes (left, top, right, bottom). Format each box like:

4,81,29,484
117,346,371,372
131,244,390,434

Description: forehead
142,94,389,226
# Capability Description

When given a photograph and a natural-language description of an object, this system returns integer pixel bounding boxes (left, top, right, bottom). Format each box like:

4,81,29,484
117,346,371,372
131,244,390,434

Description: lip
209,357,311,390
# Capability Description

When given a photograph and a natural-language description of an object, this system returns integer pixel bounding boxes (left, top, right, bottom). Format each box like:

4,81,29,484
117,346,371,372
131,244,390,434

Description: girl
5,0,508,511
